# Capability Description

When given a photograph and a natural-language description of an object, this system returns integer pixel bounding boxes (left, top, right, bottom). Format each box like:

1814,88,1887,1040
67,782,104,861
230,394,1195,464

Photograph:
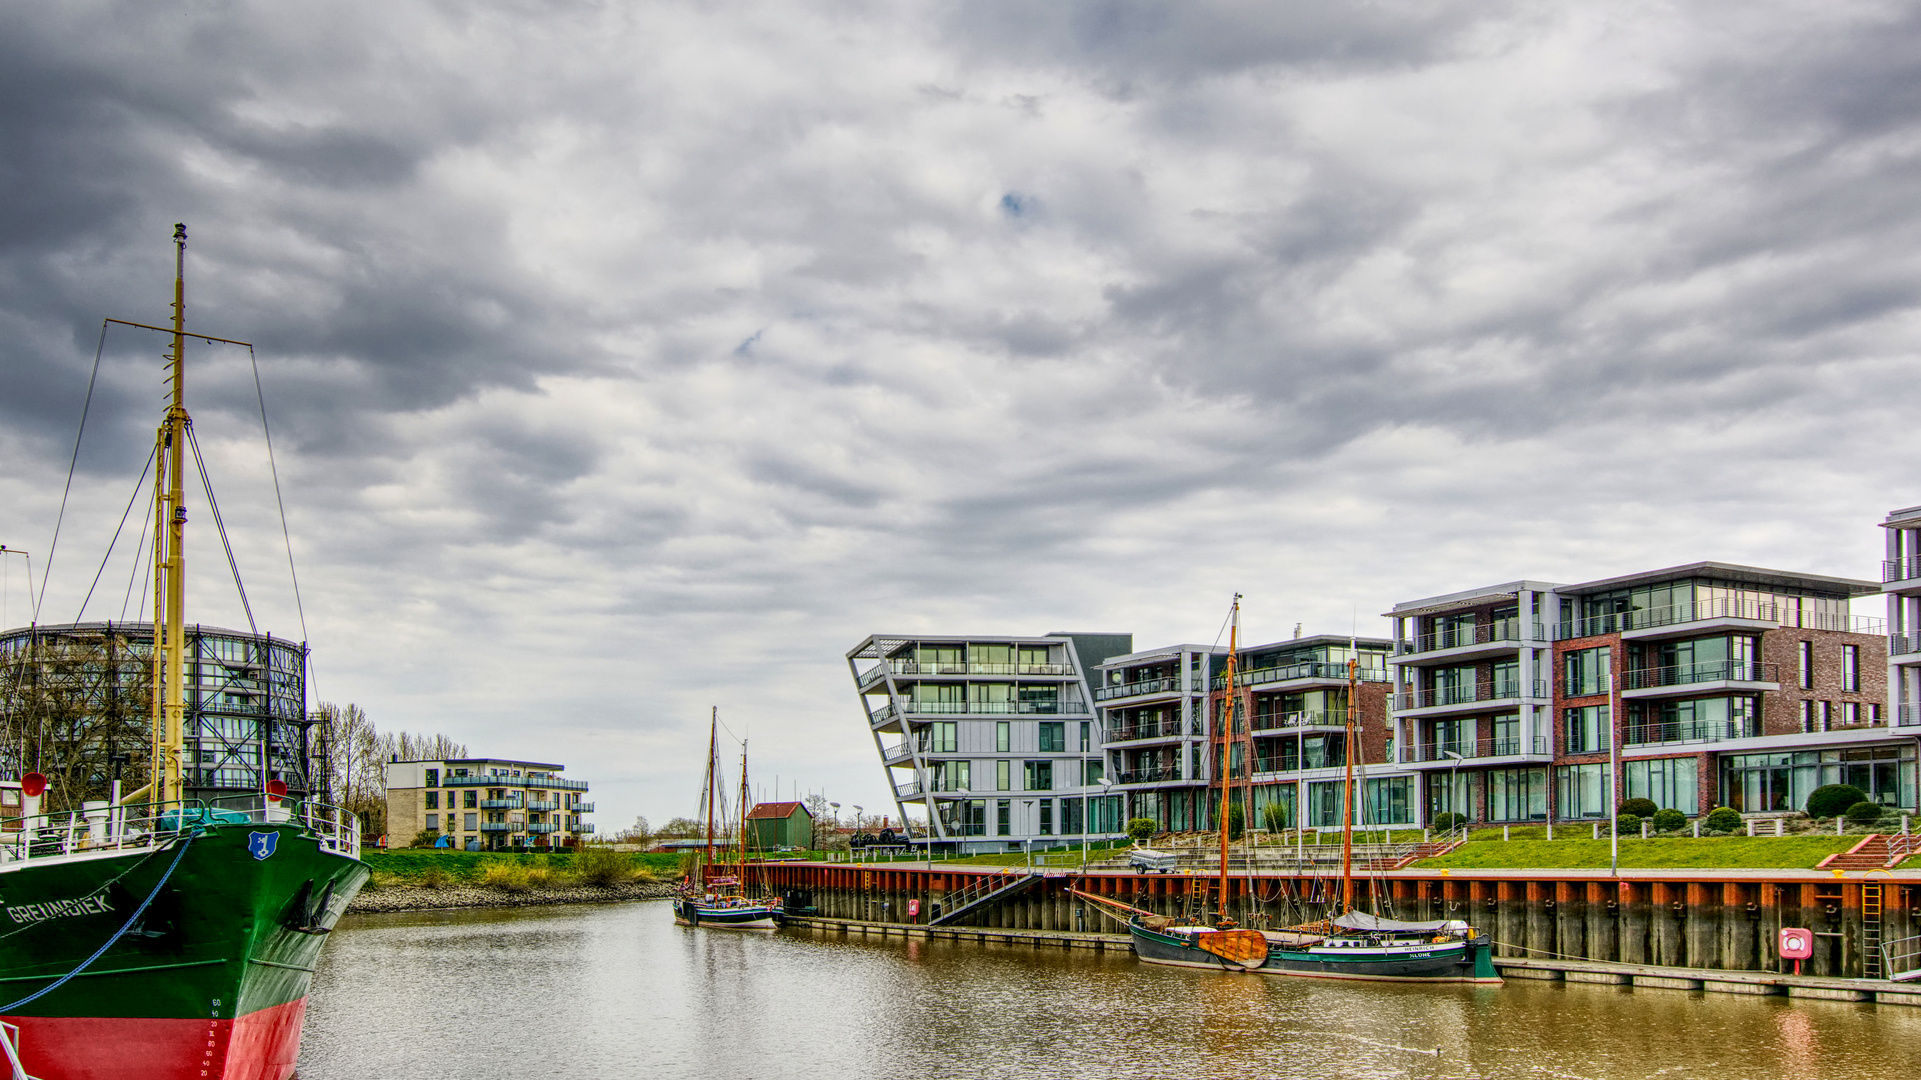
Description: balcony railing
1624,720,1756,747
478,798,522,809
1402,621,1545,655
1887,557,1921,583
571,802,594,813
899,700,1090,715
1393,680,1546,711
1095,676,1183,701
883,661,1077,678
444,775,589,792
1251,709,1346,732
1217,661,1388,690
525,800,560,812
1900,704,1921,728
895,780,923,797
479,821,521,832
1116,766,1181,785
575,823,595,834
524,822,560,834
1892,634,1920,657
1620,660,1779,690
1564,600,1884,639
1402,736,1548,763
1105,722,1187,742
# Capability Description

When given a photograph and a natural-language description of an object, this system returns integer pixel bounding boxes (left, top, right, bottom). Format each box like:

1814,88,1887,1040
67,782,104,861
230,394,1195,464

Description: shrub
1227,803,1245,841
419,865,453,890
1616,813,1641,836
1263,802,1290,833
1126,817,1157,842
1432,812,1467,832
1651,808,1688,832
480,858,533,893
1705,806,1743,833
1619,798,1658,819
1807,784,1869,819
1846,801,1885,825
574,845,641,886
411,830,442,849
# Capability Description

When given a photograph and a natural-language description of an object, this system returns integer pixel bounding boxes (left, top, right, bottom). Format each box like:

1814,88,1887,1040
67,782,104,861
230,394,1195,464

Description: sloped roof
746,801,811,820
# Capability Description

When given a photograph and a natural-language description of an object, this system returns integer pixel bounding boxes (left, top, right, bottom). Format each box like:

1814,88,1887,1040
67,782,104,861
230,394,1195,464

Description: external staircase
1815,833,1918,871
928,868,1043,926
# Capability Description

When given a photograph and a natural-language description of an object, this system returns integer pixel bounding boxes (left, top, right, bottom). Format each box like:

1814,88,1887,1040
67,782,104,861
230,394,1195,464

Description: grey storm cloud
0,0,1916,829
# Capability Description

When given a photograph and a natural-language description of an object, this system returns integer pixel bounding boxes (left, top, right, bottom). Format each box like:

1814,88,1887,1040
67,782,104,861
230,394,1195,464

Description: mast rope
246,345,316,701
0,834,193,1012
73,445,156,623
35,321,112,622
185,425,257,638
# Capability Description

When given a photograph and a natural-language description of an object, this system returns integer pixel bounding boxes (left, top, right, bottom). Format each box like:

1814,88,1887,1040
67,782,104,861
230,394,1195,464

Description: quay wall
755,862,1921,981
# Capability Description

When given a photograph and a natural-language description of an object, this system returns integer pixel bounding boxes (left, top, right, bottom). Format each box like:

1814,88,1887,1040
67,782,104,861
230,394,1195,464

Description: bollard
1776,817,1785,837
1747,819,1755,837
1547,822,1554,841
1693,820,1700,838
1641,820,1649,839
1503,826,1510,842
1837,817,1844,836
1592,823,1599,840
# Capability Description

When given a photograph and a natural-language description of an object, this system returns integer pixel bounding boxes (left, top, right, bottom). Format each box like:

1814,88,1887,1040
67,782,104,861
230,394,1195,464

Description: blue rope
0,835,195,1013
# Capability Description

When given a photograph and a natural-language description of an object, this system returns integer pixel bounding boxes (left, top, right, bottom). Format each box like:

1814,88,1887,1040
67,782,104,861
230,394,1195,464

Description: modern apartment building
384,757,593,851
1093,635,1404,834
1884,505,1921,733
846,633,1133,853
1389,563,1895,825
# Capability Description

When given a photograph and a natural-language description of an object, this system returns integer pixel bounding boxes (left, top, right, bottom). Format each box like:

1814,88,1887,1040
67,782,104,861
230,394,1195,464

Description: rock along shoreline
347,879,681,914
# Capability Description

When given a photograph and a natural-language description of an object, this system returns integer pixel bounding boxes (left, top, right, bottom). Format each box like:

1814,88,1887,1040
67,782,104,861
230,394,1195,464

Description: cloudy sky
2,1,1916,832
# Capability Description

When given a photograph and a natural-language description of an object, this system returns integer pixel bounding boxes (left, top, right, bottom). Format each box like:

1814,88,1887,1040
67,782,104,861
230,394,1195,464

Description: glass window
1082,759,1103,786
1554,764,1608,819
996,760,1011,791
1306,780,1347,827
1563,706,1610,754
1564,647,1610,696
1844,645,1860,691
1624,758,1699,815
425,814,438,831
1039,799,1053,836
1426,771,1473,822
1080,722,1091,752
931,722,958,753
996,721,1010,753
996,799,1010,836
425,791,439,809
1486,768,1547,821
1799,641,1813,689
1038,722,1065,752
1492,713,1520,755
1364,776,1414,825
1493,660,1520,697
463,812,477,830
1024,761,1053,792
1061,797,1084,835
464,791,478,808
424,768,439,787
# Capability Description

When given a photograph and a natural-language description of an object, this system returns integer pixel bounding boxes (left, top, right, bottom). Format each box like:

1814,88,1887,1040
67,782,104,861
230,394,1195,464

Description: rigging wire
185,425,257,638
73,445,157,623
36,321,112,623
246,345,316,700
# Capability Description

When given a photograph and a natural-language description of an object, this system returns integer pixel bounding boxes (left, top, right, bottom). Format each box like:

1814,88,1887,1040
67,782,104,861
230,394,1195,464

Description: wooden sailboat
1109,599,1500,983
671,709,781,930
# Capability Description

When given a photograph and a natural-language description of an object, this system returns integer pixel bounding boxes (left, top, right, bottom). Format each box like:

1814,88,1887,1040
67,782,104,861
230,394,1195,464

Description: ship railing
0,795,361,865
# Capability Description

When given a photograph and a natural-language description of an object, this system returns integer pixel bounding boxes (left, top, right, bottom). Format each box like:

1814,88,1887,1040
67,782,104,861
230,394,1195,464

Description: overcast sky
2,1,1917,833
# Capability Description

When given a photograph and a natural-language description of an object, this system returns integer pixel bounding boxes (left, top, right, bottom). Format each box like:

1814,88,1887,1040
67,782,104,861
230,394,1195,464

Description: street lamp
1095,777,1115,862
1022,800,1035,868
852,805,863,862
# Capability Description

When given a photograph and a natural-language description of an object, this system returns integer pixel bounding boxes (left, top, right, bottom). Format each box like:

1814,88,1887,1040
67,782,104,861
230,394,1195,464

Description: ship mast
737,739,751,892
703,707,718,885
1340,652,1358,913
1215,594,1241,927
151,224,190,807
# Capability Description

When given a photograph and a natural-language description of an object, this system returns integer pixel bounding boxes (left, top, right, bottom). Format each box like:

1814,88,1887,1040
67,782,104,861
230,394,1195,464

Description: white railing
0,795,359,865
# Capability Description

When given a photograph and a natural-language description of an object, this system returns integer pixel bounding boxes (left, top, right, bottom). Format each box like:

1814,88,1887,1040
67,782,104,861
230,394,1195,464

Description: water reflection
298,901,1921,1079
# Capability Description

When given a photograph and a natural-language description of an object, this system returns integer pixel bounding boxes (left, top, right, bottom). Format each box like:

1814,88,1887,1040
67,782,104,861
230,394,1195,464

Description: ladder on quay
1864,881,1884,980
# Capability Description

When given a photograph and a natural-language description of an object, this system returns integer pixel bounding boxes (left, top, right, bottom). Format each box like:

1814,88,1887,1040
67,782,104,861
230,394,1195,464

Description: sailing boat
671,710,781,930
1108,599,1499,983
0,226,369,1078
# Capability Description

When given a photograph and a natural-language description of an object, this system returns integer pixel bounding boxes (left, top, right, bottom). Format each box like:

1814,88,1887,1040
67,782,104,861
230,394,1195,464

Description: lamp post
1094,777,1114,865
1441,750,1464,837
852,805,863,863
1022,800,1035,868
828,801,840,859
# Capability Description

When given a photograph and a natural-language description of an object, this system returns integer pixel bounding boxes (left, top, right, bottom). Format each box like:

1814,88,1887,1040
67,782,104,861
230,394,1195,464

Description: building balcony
1886,557,1921,584
478,821,521,833
570,802,593,813
478,798,522,810
880,741,915,765
1399,736,1550,766
1104,722,1191,745
1899,704,1921,728
524,822,560,834
896,700,1090,716
877,661,1078,679
1393,680,1547,716
1618,660,1778,699
526,800,560,812
444,775,589,792
1115,766,1183,785
1623,720,1756,748
1394,622,1548,664
1094,676,1184,701
895,779,924,798
1250,709,1348,733
1891,633,1921,659
1563,600,1883,642
1218,661,1388,690
574,823,595,834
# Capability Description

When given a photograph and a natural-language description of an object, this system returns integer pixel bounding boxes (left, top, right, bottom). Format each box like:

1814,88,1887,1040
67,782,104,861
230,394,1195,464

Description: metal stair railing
929,867,1043,926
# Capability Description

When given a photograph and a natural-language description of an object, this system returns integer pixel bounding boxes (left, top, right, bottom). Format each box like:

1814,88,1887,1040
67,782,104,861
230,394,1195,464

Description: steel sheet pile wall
756,863,1914,979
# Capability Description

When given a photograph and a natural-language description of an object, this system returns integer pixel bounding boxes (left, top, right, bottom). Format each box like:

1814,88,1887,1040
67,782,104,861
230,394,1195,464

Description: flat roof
1240,634,1393,652
1884,505,1921,526
1558,561,1878,598
1097,644,1225,668
1387,581,1565,618
401,758,567,771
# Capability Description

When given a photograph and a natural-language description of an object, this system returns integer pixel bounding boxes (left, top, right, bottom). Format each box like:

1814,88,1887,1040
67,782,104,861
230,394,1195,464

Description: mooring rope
0,834,195,1013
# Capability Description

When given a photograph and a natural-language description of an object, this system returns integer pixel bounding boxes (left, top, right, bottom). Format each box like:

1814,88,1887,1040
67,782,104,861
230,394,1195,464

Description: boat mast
737,739,751,890
1340,653,1358,914
1215,595,1241,927
152,224,190,807
703,707,718,887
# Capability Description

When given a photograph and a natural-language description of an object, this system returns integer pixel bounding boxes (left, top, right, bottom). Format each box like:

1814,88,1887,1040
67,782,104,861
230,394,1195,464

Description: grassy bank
363,848,681,891
1415,835,1859,870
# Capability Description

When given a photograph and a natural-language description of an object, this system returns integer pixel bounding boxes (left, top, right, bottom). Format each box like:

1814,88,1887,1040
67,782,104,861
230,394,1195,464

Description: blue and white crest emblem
248,831,279,861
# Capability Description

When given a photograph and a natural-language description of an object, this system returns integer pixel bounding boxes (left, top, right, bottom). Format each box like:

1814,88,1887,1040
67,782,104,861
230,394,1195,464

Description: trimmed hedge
1807,784,1869,819
1705,806,1743,832
1651,808,1688,832
1620,798,1658,819
1846,801,1885,825
1616,813,1642,836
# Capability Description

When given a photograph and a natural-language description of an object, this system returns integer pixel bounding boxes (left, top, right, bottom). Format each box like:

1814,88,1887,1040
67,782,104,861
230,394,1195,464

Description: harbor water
298,900,1921,1079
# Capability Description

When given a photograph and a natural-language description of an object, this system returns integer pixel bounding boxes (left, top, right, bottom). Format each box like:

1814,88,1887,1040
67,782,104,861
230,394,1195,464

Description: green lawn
1414,835,1859,870
364,849,681,882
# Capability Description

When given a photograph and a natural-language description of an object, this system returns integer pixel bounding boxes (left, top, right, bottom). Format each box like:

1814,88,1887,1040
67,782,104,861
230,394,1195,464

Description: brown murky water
297,899,1921,1079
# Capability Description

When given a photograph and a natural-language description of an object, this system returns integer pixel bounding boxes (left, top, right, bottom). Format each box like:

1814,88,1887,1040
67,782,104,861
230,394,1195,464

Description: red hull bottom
1,998,306,1080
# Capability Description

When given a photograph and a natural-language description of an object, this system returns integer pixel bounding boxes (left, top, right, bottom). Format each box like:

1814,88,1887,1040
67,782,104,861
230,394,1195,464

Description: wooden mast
702,707,718,889
737,738,751,894
1215,594,1241,927
1340,653,1358,913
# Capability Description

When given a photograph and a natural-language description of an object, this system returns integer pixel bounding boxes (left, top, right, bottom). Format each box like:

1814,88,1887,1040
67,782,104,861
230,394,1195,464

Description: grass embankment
1415,834,1859,871
363,848,679,892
